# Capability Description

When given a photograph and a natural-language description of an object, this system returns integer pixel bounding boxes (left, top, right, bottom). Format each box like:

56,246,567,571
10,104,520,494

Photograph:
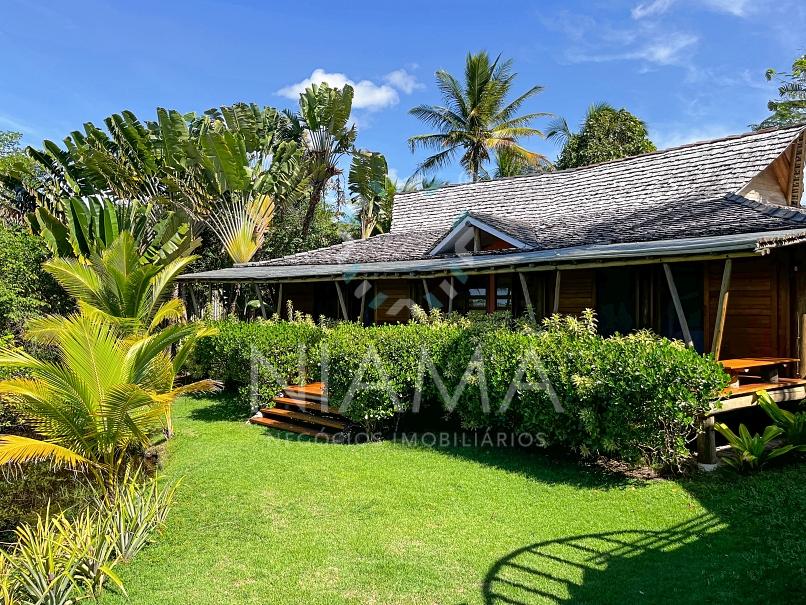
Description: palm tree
408,51,552,182
42,231,195,337
348,150,391,239
0,313,218,485
287,83,357,240
492,146,548,178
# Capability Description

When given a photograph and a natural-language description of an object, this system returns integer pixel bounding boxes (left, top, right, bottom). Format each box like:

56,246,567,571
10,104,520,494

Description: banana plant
757,389,806,448
714,422,793,470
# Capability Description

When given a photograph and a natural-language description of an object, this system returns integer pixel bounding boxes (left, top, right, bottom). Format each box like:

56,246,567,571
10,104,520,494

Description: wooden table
719,357,799,387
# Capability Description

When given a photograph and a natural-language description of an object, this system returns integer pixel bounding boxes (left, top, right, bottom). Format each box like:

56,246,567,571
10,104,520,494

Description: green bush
189,309,729,468
187,312,324,405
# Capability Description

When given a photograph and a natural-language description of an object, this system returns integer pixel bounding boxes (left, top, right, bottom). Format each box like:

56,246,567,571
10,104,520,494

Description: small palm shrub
0,312,218,485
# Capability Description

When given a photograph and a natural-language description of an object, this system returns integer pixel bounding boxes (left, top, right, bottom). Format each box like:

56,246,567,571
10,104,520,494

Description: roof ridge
393,123,806,197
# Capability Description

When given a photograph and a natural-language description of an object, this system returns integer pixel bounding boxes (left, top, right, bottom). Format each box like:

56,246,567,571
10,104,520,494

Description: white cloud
383,69,425,94
569,32,698,67
652,124,735,149
631,0,675,19
701,0,755,17
277,68,423,112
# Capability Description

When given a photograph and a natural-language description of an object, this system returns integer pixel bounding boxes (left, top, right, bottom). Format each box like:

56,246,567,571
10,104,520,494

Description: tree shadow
481,466,806,605
187,393,251,423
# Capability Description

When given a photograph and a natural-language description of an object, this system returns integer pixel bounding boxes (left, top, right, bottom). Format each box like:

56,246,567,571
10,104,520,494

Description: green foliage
348,150,391,238
1,473,178,604
714,422,793,470
751,53,806,130
550,103,656,170
186,313,324,404
408,50,551,181
758,389,806,448
0,312,218,481
0,223,73,338
191,310,728,467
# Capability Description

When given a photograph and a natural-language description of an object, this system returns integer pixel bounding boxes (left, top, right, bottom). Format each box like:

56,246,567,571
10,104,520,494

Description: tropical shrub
714,423,793,470
758,389,806,448
0,473,178,604
191,310,728,467
187,310,324,405
0,312,218,484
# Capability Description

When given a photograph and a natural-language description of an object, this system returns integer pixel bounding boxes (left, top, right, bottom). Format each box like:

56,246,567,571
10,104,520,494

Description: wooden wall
281,282,315,318
704,254,790,358
556,269,596,316
374,280,412,324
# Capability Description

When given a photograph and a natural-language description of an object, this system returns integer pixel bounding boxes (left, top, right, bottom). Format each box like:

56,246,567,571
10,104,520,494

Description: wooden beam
697,415,718,466
519,272,536,323
360,284,367,326
422,278,432,311
254,284,267,320
663,263,694,348
711,258,733,360
334,281,348,320
189,286,199,320
448,276,454,314
801,314,806,379
277,283,283,318
473,227,481,252
552,270,561,315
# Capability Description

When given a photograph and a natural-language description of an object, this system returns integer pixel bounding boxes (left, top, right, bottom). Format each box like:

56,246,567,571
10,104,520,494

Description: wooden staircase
249,382,347,441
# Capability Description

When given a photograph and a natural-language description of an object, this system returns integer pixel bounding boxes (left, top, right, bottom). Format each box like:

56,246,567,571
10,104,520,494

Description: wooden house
180,125,806,462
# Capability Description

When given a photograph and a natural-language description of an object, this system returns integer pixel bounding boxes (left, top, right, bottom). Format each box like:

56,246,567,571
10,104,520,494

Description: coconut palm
408,51,552,182
0,313,218,485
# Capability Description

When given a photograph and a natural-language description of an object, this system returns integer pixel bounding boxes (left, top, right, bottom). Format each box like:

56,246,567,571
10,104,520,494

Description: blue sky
1,0,804,185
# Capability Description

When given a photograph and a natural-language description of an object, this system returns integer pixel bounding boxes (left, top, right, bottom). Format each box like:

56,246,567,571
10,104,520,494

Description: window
496,275,512,311
466,276,488,311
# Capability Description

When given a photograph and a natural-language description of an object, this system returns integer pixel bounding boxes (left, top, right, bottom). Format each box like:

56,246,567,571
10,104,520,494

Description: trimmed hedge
188,309,729,468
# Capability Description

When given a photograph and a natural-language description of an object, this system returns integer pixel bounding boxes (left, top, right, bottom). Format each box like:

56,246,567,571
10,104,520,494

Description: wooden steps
248,382,348,441
249,417,334,441
259,407,347,430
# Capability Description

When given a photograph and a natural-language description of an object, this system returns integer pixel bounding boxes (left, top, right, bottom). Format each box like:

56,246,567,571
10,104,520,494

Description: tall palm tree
0,313,218,485
286,83,357,240
408,51,552,182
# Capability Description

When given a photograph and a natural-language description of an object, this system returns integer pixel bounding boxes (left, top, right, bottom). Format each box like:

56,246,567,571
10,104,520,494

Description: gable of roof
429,210,538,255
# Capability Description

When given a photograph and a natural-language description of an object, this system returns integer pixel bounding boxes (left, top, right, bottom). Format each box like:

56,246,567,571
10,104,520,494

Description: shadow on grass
187,392,251,423
479,463,806,605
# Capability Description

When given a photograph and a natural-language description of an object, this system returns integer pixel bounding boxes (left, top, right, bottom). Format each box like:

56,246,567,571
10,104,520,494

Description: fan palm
42,231,195,337
408,51,552,182
0,313,218,485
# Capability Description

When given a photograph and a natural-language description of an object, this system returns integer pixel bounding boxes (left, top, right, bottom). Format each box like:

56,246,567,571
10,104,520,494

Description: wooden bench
719,357,799,388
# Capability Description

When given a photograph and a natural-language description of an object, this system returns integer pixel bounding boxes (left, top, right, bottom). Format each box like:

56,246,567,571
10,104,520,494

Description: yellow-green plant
758,389,806,448
42,230,196,336
0,312,218,483
714,423,793,470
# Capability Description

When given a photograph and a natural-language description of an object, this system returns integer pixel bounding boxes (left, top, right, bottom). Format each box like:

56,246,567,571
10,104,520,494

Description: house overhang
177,228,806,284
429,215,529,255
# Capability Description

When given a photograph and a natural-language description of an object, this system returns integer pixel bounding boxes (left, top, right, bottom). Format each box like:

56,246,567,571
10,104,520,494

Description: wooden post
473,227,481,252
663,263,694,348
422,278,432,311
697,415,718,466
519,272,536,323
360,284,367,326
448,276,454,314
189,286,199,320
711,259,733,360
800,313,806,378
335,281,348,320
552,270,561,315
255,284,267,320
277,283,283,318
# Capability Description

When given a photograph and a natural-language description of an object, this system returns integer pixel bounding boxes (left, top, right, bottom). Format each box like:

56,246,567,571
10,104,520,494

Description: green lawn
101,395,806,604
